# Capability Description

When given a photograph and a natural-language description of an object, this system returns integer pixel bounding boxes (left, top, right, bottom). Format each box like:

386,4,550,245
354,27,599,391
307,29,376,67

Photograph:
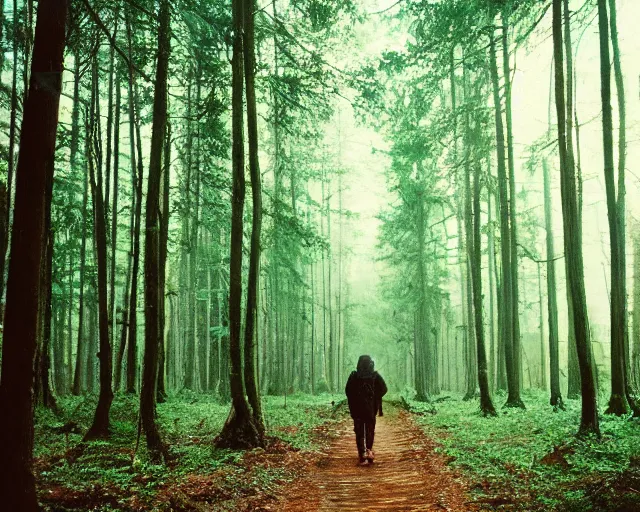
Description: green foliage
35,393,342,511
409,391,640,510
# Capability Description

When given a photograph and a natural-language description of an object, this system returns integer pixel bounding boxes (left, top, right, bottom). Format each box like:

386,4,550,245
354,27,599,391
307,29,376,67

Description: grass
407,389,640,511
34,392,345,511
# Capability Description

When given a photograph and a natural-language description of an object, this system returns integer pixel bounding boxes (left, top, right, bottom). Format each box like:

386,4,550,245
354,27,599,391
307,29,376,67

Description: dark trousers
353,418,376,457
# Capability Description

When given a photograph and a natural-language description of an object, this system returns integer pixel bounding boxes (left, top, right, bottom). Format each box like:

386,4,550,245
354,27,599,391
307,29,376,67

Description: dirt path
280,407,476,511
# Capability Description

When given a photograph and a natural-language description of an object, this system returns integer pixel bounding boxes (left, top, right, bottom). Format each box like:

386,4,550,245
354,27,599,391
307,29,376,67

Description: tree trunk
109,61,121,375
38,208,57,410
563,0,581,400
632,229,640,390
501,14,524,408
86,298,96,392
487,182,497,391
466,118,496,416
489,29,521,408
609,0,637,415
552,0,599,436
0,2,68,507
215,0,262,449
310,248,316,394
416,185,430,401
597,0,632,416
543,157,564,409
66,244,74,391
114,71,136,391
4,0,19,295
140,0,170,461
537,263,546,390
126,16,144,393
179,77,193,391
243,0,266,434
464,208,476,401
56,298,67,393
157,120,171,402
85,58,114,440
187,67,202,392
327,178,334,392
217,227,230,400
73,167,89,395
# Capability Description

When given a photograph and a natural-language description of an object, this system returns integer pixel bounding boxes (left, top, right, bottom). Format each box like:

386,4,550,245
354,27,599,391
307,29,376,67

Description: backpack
359,375,376,415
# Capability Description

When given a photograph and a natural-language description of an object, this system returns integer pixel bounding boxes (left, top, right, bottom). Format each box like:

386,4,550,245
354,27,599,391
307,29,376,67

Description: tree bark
114,60,137,391
157,121,171,402
501,11,523,407
632,229,640,390
38,203,57,410
215,0,262,449
243,0,266,435
85,58,114,440
73,157,89,396
0,1,68,507
563,0,581,400
466,125,496,417
552,0,599,436
416,185,430,401
140,0,170,461
4,0,19,296
543,157,564,410
109,61,122,375
489,29,521,408
487,181,497,391
598,0,634,416
126,13,144,394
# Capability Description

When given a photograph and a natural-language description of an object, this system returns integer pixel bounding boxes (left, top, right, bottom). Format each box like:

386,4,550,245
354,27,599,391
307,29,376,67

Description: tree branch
81,0,153,83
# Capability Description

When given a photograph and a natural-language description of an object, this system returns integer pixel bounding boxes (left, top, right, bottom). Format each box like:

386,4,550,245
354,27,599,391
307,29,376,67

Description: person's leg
366,418,376,451
365,418,376,461
353,419,366,460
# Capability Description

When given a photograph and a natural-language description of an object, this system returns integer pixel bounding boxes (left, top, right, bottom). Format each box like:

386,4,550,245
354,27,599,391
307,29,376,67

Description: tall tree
140,0,170,462
501,9,523,407
0,0,69,508
488,28,522,409
463,66,496,417
598,0,636,416
84,57,114,440
215,0,263,449
563,0,581,399
126,10,145,394
543,157,564,410
552,0,599,436
243,0,266,434
73,171,89,395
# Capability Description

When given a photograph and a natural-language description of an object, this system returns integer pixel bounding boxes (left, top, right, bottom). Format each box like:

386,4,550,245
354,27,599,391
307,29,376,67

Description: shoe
366,449,375,462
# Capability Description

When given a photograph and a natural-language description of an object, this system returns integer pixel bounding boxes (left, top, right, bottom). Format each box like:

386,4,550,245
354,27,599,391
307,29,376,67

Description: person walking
345,355,387,465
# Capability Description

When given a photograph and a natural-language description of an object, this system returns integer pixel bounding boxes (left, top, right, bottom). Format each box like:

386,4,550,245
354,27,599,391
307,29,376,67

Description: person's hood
356,355,375,378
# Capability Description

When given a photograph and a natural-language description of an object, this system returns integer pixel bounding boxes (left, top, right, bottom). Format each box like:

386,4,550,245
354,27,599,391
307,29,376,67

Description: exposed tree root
214,407,264,450
605,394,629,416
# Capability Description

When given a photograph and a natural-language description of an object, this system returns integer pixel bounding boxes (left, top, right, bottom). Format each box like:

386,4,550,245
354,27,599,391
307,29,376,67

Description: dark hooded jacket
345,355,387,421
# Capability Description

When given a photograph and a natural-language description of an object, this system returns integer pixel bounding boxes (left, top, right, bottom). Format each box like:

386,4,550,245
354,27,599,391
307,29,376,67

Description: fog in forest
1,0,640,510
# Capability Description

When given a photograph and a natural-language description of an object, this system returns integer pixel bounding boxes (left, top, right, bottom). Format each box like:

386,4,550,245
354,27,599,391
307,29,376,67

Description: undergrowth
34,392,343,511
407,389,640,511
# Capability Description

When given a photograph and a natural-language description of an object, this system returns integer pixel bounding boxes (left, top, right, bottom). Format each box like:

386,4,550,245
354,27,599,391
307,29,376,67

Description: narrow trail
280,407,476,511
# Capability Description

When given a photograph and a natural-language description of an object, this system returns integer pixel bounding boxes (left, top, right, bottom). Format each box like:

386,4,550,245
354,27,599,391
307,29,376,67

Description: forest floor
34,391,640,511
407,390,640,511
35,393,345,511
